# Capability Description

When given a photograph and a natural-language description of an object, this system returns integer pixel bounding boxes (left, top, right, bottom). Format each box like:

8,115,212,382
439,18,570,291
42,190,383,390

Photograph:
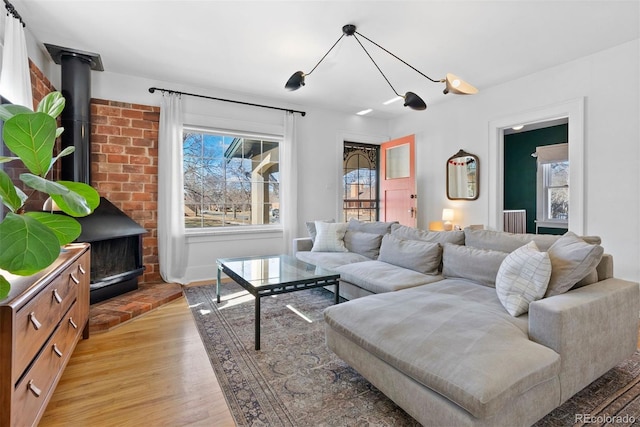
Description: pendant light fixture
285,24,478,111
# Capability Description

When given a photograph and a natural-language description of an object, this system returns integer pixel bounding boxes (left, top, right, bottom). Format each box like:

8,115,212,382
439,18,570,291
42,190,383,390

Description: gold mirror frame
446,149,479,200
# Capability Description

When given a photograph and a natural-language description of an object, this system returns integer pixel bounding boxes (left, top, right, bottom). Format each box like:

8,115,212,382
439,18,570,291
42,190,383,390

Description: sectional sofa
293,219,639,426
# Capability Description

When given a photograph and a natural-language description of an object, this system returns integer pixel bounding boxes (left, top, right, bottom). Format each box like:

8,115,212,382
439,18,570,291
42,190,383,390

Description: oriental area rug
184,284,640,426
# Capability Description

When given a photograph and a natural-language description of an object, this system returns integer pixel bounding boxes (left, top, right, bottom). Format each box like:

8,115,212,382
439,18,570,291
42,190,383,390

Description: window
183,129,281,229
536,143,568,228
343,142,379,222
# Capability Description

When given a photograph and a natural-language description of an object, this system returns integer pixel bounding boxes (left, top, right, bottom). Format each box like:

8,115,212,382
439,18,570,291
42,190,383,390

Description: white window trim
182,125,284,233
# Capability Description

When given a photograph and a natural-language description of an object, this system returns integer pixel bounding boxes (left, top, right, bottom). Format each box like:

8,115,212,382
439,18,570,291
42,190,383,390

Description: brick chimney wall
90,99,161,284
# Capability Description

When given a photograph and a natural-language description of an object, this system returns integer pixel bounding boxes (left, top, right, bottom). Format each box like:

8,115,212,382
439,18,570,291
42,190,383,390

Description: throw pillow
343,230,383,259
545,231,604,297
311,221,348,252
495,241,552,316
377,234,441,275
347,218,397,235
305,219,334,242
442,243,508,287
391,223,465,245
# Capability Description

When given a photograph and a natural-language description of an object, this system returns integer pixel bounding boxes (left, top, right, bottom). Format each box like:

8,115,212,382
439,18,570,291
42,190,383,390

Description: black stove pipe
44,44,103,185
60,53,92,184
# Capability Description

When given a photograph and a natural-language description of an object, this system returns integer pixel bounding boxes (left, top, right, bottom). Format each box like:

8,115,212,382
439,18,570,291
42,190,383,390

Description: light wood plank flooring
39,296,235,427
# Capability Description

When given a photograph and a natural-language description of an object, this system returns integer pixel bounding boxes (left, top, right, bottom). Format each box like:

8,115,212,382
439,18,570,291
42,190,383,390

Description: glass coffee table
216,254,340,350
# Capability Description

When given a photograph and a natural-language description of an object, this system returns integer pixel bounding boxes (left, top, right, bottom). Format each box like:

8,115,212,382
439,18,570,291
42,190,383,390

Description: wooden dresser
0,243,90,427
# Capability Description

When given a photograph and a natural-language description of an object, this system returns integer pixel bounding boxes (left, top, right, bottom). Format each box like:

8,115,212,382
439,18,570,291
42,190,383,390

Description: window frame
182,126,284,235
535,143,569,230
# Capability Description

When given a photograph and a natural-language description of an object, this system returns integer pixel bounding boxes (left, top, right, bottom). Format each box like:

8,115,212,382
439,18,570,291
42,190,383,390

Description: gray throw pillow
442,243,508,287
347,218,397,235
305,219,334,242
391,223,465,245
344,230,383,259
378,234,441,275
544,232,604,297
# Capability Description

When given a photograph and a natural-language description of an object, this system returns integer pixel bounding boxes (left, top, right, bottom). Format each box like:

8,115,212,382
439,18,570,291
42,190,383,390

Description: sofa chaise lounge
293,220,639,426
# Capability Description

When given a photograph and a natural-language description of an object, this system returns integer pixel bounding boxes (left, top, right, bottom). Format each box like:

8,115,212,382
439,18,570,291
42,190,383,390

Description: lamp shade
285,71,306,91
403,91,427,110
443,73,478,95
442,208,454,222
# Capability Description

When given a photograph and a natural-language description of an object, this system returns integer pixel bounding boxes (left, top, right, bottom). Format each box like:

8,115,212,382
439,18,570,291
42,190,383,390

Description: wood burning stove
45,44,146,304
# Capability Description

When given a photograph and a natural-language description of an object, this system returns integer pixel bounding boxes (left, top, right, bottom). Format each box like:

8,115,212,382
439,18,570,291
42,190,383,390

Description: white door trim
488,97,585,234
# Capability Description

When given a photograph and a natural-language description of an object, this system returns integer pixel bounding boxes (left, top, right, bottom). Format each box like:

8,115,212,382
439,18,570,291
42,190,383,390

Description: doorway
488,98,585,234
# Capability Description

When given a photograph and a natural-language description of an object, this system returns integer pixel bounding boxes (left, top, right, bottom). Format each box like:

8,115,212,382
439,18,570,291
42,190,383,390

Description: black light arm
352,33,426,110
354,30,441,83
285,32,345,91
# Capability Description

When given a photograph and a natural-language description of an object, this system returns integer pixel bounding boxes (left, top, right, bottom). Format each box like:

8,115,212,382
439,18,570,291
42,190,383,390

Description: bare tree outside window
183,130,281,228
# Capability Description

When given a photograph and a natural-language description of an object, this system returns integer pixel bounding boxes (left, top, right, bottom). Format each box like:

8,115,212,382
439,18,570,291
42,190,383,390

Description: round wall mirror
447,149,479,200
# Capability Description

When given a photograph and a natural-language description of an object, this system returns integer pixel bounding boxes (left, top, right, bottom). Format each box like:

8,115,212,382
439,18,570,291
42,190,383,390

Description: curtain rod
148,87,306,117
3,0,25,27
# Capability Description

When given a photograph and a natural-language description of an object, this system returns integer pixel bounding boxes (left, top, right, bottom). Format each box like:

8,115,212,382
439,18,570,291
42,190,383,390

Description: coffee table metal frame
216,255,340,350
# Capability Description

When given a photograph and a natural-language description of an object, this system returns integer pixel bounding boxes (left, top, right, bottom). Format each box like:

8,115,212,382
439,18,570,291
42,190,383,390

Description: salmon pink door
379,135,416,226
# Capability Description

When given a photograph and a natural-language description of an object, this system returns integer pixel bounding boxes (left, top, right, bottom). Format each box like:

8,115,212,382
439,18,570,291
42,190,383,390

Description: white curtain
281,112,298,255
0,13,32,108
158,92,187,283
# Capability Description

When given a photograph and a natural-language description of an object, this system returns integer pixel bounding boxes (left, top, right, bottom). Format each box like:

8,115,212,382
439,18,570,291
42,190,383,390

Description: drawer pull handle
70,273,80,284
78,264,86,275
69,317,78,329
28,380,42,397
29,312,42,330
53,289,62,304
53,344,63,357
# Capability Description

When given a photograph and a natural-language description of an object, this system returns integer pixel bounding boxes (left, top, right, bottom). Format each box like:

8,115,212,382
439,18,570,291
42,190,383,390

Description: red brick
122,127,144,138
95,105,122,117
122,109,143,119
123,165,144,174
101,144,124,154
122,182,144,192
108,117,131,127
129,156,151,165
107,136,132,145
96,125,121,135
131,119,154,129
132,138,155,147
107,154,129,164
107,173,130,182
124,146,147,156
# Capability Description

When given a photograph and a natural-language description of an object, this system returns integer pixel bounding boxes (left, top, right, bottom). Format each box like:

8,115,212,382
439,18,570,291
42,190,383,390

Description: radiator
503,210,526,234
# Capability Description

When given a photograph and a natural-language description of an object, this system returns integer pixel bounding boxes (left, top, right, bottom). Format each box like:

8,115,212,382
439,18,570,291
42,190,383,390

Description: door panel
380,135,416,226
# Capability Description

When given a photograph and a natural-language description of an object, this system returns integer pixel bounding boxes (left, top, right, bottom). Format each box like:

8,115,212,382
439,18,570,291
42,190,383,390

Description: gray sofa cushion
464,228,559,252
442,243,508,287
295,251,370,270
463,228,602,253
347,218,397,235
335,260,443,294
324,279,560,418
545,232,604,297
344,230,383,259
378,234,441,275
391,223,465,245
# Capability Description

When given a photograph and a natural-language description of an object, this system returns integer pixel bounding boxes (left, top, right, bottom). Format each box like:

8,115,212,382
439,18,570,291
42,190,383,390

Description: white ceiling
11,0,640,118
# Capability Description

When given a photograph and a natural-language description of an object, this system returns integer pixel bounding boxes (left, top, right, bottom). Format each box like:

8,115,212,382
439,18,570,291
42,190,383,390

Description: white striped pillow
311,221,348,252
496,241,551,316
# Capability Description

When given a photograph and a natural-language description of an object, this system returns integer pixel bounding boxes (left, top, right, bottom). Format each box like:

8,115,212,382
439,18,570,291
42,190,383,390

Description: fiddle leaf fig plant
0,92,100,299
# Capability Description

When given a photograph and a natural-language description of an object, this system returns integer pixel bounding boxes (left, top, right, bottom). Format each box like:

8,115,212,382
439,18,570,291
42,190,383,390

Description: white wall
388,39,640,281
90,71,389,283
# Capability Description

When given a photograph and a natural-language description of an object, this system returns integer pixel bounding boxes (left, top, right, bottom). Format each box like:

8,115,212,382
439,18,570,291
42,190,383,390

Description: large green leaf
0,212,60,275
36,92,66,118
0,169,26,212
20,173,70,195
0,275,9,300
50,181,100,217
3,112,57,176
26,212,82,246
0,104,32,121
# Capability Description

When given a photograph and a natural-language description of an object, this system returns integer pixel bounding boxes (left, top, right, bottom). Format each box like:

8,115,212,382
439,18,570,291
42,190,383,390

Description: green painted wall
503,124,568,234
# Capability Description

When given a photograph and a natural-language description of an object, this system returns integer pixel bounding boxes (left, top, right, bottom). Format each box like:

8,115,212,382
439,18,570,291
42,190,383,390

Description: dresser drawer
13,259,82,383
12,302,82,427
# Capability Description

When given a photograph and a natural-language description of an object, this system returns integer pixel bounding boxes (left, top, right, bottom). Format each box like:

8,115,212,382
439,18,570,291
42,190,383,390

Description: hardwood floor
39,296,235,427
